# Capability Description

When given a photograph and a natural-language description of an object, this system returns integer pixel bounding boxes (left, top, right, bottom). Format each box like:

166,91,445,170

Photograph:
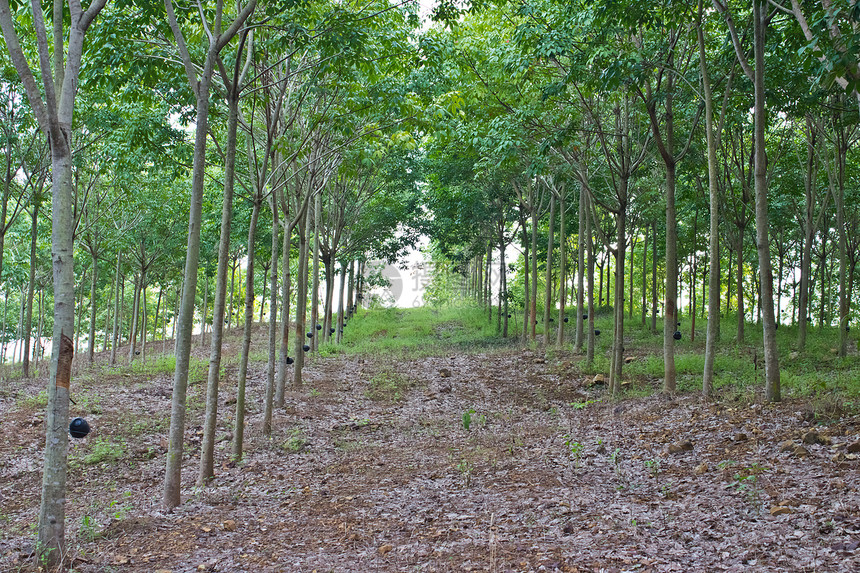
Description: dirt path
1,346,859,572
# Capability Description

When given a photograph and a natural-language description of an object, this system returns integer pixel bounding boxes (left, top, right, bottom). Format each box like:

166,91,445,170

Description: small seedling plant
461,408,486,431
562,434,584,469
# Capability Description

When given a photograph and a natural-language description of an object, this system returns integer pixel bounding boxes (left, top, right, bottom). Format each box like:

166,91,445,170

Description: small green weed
21,389,48,409
280,429,307,453
562,434,583,468
82,437,125,465
367,369,411,401
456,459,474,487
78,515,99,542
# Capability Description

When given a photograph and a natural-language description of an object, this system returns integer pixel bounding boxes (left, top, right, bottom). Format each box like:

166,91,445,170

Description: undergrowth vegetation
334,304,860,416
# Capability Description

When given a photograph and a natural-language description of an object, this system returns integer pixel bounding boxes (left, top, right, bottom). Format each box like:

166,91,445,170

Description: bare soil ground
1,336,860,572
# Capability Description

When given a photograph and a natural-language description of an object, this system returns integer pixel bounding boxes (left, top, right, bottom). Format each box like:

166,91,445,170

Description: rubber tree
714,0,781,401
0,0,107,563
162,0,257,509
198,30,252,484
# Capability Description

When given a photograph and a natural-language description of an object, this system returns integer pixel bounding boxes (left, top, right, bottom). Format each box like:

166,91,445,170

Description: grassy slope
329,304,860,415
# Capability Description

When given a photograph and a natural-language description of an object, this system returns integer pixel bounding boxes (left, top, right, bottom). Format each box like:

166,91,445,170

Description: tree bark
556,190,567,347
23,198,39,377
575,183,585,352
198,55,243,483
263,197,280,435
164,0,258,508
751,0,780,400
232,195,261,461
543,193,555,345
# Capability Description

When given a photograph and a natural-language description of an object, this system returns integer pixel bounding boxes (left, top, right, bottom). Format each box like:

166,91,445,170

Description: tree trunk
294,208,311,387
736,237,745,343
663,161,677,393
310,193,321,351
499,225,508,338
232,195,261,461
346,260,355,319
164,42,221,510
752,0,780,400
263,197,280,435
556,190,567,347
88,250,98,364
141,282,148,361
530,205,538,340
23,200,39,377
519,207,530,341
199,74,241,483
701,6,721,396
641,224,648,326
275,220,294,408
336,261,347,343
586,194,596,366
110,265,122,366
611,198,626,394
798,119,816,349
543,193,555,345
128,275,141,362
651,221,658,332
200,272,209,347
575,184,585,352
228,258,237,329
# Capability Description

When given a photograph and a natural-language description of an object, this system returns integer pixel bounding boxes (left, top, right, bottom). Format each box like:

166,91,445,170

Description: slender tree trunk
200,273,209,347
663,161,678,393
586,194,596,366
611,200,626,394
575,184,585,352
556,191,567,347
520,208,530,341
141,282,148,361
294,208,311,387
798,121,816,349
199,76,241,482
263,197,280,435
128,275,140,362
233,196,260,461
275,221,293,408
543,194,556,345
154,288,162,349
88,250,98,365
499,225,508,338
736,237,745,343
752,0,780,400
164,43,221,509
76,269,86,355
346,260,355,319
310,193,321,351
228,258,237,329
23,200,39,377
530,205,538,339
111,266,122,366
701,12,721,395
336,262,347,343
628,233,635,320
486,242,492,322
641,225,648,326
651,222,658,332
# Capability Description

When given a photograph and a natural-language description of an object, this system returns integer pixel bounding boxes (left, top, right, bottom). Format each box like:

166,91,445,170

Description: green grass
80,437,126,465
366,368,412,401
328,304,860,416
325,305,513,358
104,354,211,385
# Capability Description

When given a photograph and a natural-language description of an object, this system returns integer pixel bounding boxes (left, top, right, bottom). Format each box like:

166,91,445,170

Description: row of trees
5,0,860,566
420,0,860,401
0,0,424,565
